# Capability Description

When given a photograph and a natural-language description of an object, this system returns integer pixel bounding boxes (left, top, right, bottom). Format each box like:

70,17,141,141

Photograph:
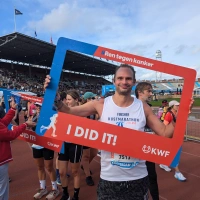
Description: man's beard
116,87,132,96
147,97,152,102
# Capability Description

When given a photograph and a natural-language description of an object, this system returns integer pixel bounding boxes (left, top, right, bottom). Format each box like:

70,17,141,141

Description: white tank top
99,96,148,181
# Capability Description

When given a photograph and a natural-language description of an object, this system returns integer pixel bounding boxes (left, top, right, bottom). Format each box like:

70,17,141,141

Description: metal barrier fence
152,108,200,142
185,113,200,142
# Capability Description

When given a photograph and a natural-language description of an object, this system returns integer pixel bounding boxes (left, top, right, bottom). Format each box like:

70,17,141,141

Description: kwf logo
142,145,151,153
142,145,170,157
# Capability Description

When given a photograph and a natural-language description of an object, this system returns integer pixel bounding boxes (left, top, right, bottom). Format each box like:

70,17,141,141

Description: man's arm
57,100,98,117
143,102,174,138
44,75,103,117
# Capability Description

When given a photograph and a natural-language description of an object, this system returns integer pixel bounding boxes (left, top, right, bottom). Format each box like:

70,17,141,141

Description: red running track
8,139,200,200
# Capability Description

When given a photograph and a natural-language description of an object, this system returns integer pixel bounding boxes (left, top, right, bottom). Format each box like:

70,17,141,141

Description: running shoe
159,164,172,172
174,172,186,181
46,189,60,200
33,188,48,199
56,177,61,186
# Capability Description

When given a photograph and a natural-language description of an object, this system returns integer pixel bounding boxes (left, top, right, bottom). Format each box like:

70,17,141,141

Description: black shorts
58,143,83,163
97,176,149,200
32,148,54,160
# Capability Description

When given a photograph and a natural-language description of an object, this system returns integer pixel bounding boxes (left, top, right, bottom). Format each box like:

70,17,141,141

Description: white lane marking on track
159,195,167,200
27,142,32,150
182,151,200,158
180,170,200,179
184,141,200,146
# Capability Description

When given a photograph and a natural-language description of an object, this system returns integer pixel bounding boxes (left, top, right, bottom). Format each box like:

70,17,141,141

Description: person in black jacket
135,82,159,200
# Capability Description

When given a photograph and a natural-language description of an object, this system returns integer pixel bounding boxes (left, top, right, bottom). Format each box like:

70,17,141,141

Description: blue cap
83,92,97,100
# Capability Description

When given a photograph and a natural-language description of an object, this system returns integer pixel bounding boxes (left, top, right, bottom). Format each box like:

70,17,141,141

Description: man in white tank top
45,64,186,200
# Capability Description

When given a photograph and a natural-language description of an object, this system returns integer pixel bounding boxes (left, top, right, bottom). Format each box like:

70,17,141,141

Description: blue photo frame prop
36,38,101,135
0,88,65,153
35,37,195,166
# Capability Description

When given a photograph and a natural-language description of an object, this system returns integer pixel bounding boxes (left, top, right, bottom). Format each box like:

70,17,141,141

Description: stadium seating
0,62,199,96
0,62,111,96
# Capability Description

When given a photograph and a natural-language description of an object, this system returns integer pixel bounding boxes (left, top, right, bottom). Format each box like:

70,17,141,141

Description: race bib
110,153,140,169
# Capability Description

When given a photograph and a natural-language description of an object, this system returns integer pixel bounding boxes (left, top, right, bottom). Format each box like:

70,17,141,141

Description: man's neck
112,93,133,107
138,97,145,103
138,98,151,106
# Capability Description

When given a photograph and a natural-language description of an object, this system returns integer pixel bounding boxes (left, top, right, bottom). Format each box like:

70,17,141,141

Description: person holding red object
0,98,35,200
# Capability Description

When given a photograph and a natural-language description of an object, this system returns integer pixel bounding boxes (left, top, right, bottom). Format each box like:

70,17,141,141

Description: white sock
39,180,46,189
51,181,57,190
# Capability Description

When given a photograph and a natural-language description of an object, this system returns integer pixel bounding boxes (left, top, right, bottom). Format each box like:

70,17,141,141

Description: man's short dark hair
135,82,152,98
162,100,168,103
114,64,136,81
60,91,67,101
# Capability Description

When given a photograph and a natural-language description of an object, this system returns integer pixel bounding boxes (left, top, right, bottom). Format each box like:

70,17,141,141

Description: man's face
66,95,77,107
36,105,41,114
172,105,179,113
139,86,153,102
114,68,135,96
162,102,168,107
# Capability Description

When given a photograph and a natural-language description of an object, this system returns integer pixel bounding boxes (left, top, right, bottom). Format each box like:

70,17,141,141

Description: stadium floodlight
155,50,162,59
155,50,162,82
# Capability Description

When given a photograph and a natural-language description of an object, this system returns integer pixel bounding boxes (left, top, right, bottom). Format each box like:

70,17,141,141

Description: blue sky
1,0,200,81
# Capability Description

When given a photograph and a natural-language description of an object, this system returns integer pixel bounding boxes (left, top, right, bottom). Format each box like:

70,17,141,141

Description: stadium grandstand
0,32,116,96
148,79,200,96
0,32,200,97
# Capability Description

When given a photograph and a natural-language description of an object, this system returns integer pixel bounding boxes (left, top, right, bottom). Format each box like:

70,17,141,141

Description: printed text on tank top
100,96,146,168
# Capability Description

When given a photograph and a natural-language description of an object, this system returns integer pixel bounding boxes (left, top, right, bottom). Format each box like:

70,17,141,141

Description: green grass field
150,98,200,107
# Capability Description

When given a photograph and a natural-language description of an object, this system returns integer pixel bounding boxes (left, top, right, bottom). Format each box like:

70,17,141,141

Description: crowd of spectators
0,66,110,96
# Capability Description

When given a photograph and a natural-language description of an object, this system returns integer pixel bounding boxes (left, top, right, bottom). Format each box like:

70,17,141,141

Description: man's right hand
44,75,51,90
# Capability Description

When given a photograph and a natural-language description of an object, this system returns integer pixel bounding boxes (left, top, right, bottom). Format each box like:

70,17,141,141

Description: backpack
166,110,176,123
157,106,168,122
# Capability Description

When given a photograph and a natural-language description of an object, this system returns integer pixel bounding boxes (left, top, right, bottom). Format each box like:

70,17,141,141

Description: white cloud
24,0,200,80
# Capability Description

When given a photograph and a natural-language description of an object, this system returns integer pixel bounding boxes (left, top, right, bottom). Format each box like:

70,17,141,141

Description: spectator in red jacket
0,99,35,200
